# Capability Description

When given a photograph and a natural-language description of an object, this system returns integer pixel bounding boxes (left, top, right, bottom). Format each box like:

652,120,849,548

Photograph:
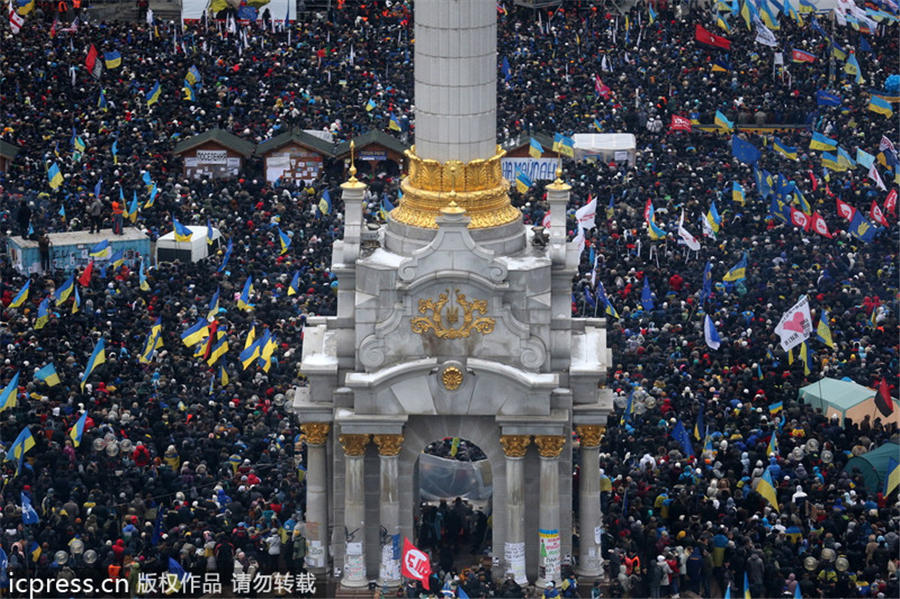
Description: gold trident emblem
410,289,495,339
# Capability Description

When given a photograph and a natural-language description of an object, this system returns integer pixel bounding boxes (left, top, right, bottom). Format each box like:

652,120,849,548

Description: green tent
798,377,899,426
843,442,900,493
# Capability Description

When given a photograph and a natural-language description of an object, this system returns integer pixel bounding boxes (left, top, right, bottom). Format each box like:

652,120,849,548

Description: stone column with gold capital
373,434,404,589
339,433,370,588
500,435,530,585
300,423,330,574
534,435,566,588
575,426,605,578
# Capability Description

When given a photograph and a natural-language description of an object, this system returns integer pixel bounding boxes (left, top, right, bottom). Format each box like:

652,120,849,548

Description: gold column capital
301,423,331,446
372,434,404,456
575,425,606,449
499,435,531,458
338,434,370,457
534,435,566,458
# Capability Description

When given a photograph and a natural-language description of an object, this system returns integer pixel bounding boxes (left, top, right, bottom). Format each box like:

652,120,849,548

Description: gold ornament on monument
411,289,495,339
301,423,331,445
440,366,464,391
500,435,532,458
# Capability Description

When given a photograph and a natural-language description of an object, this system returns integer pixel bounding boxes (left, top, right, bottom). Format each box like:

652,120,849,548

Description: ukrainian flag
128,191,140,223
648,215,667,240
181,318,210,347
648,4,657,24
98,89,108,111
72,132,86,153
34,363,60,387
110,249,125,269
206,331,229,366
706,201,722,233
16,0,34,15
885,457,900,496
185,65,201,85
760,1,780,29
287,271,301,296
836,147,856,170
218,365,229,386
318,190,332,215
239,337,262,370
140,319,163,364
799,341,813,376
757,466,780,511
809,132,837,151
556,134,575,158
71,286,80,314
767,432,778,457
207,288,220,321
868,95,894,117
596,282,619,319
716,13,731,32
243,326,256,350
0,372,20,412
830,43,847,61
821,152,846,171
139,259,150,291
529,137,543,159
768,401,783,415
172,216,193,242
89,240,111,259
593,118,602,132
714,110,733,132
712,56,731,72
743,572,752,599
237,277,254,311
146,81,162,106
278,227,292,254
182,82,196,102
388,114,402,132
104,51,121,69
722,253,747,282
515,170,533,194
48,163,63,190
79,337,106,391
844,53,862,83
34,297,50,330
9,280,30,309
773,137,798,160
732,181,745,205
816,310,834,348
69,411,88,448
365,98,376,112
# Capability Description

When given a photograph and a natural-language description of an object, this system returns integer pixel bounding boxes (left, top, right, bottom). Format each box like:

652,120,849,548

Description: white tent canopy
572,133,637,166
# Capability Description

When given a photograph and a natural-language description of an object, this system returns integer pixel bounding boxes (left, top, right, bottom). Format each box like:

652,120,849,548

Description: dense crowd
0,0,897,597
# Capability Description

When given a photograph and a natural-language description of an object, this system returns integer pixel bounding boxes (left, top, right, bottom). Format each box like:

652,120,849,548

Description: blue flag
731,135,761,164
21,492,39,525
701,261,713,303
641,277,655,311
671,420,694,458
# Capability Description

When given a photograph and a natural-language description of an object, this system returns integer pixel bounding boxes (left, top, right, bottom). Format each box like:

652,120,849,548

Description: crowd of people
0,0,897,597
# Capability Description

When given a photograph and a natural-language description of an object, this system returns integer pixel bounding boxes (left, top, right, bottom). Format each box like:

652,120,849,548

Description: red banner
85,44,98,71
870,200,889,227
791,49,816,63
670,114,693,132
401,537,431,590
884,189,897,215
836,198,856,221
790,207,811,230
811,212,832,238
694,24,731,50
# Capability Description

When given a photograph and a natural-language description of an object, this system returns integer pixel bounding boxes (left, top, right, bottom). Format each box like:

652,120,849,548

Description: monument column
499,435,531,585
338,433,370,588
575,426,605,578
373,434,404,589
300,423,330,574
534,435,566,588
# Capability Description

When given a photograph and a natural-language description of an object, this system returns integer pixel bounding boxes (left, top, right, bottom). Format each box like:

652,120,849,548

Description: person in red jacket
132,442,151,467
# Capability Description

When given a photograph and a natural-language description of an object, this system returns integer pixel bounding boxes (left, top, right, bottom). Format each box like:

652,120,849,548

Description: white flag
575,195,597,231
678,213,701,251
704,315,722,350
8,1,23,34
832,7,847,25
542,210,552,229
146,7,154,25
774,295,813,352
755,23,777,47
571,227,586,258
868,163,887,191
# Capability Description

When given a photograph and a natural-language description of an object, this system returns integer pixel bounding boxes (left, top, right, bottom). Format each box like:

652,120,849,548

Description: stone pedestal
373,434,404,589
575,426,605,578
300,423,330,574
339,434,369,589
534,435,566,588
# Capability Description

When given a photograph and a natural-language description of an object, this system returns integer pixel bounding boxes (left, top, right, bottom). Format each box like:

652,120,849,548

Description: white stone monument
291,0,612,590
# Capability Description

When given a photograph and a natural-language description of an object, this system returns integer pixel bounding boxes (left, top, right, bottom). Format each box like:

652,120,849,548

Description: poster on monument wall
504,541,527,584
539,529,561,583
380,544,400,581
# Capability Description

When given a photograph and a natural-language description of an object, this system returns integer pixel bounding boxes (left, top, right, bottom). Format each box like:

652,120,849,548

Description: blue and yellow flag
89,239,111,259
773,137,798,160
239,336,262,370
596,281,619,319
722,252,747,282
799,341,813,376
104,51,121,69
80,337,106,391
732,181,745,205
278,227,292,255
757,466,779,511
529,137,544,159
885,457,900,496
515,170,533,194
844,53,862,83
128,191,140,223
743,571,752,599
0,372,19,412
34,297,50,330
146,81,162,106
816,310,834,348
821,152,847,172
388,114,402,132
206,331,229,367
9,280,30,309
98,89,108,112
553,133,575,158
706,200,722,233
48,163,63,190
238,277,254,311
714,110,734,132
140,318,163,364
182,82,196,102
207,288,220,321
138,259,150,291
767,432,778,457
34,363,60,387
181,318,210,347
287,271,301,296
318,189,332,215
69,411,88,448
809,132,837,151
648,4,657,24
593,118,603,132
868,95,894,117
185,65,201,86
110,249,125,270
7,426,35,465
365,98,376,112
172,216,193,242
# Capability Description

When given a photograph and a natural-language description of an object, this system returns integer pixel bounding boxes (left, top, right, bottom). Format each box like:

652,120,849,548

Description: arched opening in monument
413,437,493,573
